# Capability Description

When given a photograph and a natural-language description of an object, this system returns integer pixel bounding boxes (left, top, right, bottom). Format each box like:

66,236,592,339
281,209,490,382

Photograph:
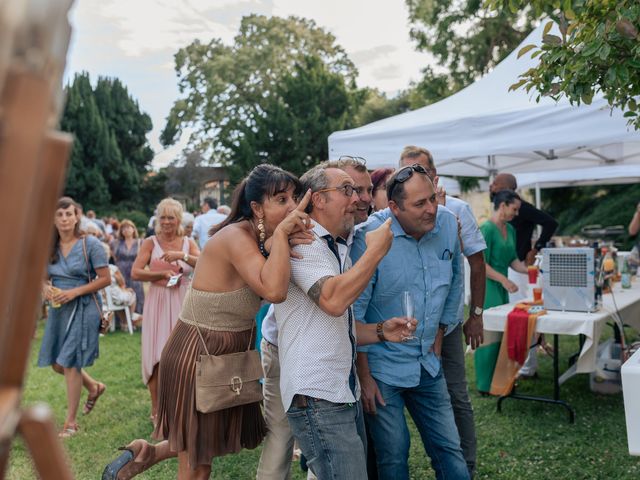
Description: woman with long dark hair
104,164,312,480
474,190,528,393
38,197,111,437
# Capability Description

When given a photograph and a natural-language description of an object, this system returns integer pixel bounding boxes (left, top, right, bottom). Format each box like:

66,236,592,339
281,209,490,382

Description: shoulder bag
82,237,111,334
190,292,263,413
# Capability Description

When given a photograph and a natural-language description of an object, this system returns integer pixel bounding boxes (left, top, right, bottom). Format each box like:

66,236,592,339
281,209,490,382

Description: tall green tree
406,0,539,94
489,0,640,129
160,14,358,168
227,55,359,183
60,72,154,211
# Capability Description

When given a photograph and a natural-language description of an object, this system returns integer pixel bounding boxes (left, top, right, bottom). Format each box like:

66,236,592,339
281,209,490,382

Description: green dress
474,220,518,392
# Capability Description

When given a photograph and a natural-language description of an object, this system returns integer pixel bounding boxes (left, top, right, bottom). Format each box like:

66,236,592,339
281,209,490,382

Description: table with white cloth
483,281,640,421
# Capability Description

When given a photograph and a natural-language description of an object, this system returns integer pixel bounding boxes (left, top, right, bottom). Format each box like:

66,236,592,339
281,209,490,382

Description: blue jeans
367,367,470,480
287,397,368,480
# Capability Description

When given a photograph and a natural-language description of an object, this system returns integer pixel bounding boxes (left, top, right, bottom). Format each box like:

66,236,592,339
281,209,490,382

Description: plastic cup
50,287,62,308
533,287,542,302
527,266,539,284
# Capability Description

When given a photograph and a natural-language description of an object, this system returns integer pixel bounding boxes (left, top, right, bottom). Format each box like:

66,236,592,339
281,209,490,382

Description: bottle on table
622,256,632,289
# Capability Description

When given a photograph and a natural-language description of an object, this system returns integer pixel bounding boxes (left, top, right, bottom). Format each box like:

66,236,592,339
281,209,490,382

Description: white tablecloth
484,283,640,375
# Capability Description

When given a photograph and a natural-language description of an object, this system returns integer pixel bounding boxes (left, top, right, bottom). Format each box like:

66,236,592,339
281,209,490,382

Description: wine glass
401,291,417,340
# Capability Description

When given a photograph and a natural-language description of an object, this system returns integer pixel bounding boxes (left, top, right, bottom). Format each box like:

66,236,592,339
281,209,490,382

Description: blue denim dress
38,236,108,369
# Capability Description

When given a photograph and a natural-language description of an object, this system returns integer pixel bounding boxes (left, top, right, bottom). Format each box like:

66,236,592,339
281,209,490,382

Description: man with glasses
352,164,470,479
396,145,486,477
274,165,415,480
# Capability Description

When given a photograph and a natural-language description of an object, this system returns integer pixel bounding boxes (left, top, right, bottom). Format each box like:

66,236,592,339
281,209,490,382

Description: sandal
102,439,156,480
84,382,106,415
58,422,79,438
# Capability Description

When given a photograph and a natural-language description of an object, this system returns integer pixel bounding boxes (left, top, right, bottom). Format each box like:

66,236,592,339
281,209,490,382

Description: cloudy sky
66,0,431,168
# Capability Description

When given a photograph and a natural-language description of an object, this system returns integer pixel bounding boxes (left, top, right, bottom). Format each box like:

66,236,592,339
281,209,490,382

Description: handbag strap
188,287,255,356
82,237,103,317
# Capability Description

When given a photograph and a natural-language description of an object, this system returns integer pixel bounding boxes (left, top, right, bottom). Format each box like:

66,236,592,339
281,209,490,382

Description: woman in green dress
475,190,528,393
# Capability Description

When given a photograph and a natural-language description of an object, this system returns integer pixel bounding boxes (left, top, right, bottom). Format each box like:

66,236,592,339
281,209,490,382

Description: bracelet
376,322,386,342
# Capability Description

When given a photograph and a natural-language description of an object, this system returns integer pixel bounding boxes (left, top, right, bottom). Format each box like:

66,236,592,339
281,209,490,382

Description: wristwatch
472,306,483,316
183,253,189,262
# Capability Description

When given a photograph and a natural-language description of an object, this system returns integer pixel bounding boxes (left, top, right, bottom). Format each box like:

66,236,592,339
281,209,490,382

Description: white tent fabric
516,164,640,189
328,23,640,176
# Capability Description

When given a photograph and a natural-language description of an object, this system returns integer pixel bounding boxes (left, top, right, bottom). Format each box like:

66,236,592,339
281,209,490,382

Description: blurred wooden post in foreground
0,1,76,478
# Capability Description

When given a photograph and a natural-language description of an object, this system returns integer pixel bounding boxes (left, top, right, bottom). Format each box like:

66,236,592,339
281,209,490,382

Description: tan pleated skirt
154,320,266,467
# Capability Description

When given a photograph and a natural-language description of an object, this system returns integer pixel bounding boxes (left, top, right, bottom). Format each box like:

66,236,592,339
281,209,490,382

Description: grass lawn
7,320,640,479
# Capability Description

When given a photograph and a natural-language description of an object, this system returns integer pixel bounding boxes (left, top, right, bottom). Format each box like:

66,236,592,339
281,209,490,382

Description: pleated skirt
154,320,267,467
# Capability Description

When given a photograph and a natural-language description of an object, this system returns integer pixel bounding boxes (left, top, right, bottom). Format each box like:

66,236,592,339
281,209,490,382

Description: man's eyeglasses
317,184,356,197
387,164,428,199
339,155,367,166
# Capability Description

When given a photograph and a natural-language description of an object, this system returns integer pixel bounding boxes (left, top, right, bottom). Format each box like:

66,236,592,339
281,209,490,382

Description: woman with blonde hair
111,219,145,317
131,198,200,423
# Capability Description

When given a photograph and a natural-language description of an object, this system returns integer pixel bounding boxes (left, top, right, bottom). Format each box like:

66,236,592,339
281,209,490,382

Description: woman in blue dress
111,219,144,315
38,197,111,437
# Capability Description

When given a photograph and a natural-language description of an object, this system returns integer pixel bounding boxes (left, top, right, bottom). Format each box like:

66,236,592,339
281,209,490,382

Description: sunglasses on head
387,164,428,199
339,155,367,166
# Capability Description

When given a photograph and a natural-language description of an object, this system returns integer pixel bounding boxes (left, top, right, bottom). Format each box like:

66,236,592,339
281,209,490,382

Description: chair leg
125,307,133,335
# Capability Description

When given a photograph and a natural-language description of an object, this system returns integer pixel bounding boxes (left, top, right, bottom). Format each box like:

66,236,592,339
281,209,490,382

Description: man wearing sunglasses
397,146,486,478
274,165,416,480
351,164,470,479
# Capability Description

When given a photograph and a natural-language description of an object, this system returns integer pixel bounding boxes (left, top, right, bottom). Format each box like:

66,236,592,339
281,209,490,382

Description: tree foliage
60,73,155,211
406,0,538,92
224,55,359,182
489,0,640,129
160,14,358,168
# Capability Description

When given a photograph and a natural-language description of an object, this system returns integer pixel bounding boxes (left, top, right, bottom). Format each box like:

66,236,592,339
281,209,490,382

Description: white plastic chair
101,286,134,334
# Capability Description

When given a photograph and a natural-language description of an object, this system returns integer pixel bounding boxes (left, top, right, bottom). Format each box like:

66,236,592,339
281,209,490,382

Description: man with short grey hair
192,196,226,249
274,164,414,479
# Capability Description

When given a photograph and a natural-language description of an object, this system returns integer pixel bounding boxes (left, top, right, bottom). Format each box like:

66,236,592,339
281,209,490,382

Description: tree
60,72,155,211
160,14,358,167
489,0,640,129
227,55,360,183
406,0,539,93
165,150,209,207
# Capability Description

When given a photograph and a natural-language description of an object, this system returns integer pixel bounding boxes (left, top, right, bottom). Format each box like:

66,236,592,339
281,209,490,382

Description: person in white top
274,165,415,480
192,197,227,249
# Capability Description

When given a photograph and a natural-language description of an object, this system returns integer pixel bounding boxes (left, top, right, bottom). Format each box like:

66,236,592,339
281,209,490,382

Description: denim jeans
287,397,368,480
441,323,477,477
366,367,470,480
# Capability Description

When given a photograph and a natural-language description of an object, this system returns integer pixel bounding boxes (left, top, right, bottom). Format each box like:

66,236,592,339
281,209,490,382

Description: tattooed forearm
307,276,332,306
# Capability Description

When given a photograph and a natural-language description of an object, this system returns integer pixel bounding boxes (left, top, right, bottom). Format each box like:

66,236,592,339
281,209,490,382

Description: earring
257,217,268,258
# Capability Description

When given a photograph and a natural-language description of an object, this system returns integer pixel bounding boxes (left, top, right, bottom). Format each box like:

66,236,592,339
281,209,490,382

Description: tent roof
515,164,640,189
329,23,640,176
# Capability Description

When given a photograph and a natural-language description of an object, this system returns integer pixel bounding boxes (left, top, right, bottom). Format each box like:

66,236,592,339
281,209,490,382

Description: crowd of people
39,146,559,479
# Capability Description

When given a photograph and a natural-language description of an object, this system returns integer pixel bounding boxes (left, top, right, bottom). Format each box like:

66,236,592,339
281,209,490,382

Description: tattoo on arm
308,276,333,306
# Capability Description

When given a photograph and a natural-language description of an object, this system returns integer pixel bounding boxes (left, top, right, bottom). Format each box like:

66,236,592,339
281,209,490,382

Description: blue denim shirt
351,207,463,388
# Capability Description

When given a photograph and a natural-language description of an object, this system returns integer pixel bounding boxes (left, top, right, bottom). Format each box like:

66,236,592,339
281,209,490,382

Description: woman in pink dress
132,198,200,423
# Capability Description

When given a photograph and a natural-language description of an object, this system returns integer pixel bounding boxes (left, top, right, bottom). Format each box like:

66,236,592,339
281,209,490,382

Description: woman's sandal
102,440,155,480
83,382,106,415
58,422,79,438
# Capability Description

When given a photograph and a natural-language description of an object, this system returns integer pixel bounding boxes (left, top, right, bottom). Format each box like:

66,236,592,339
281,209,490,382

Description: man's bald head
491,173,517,193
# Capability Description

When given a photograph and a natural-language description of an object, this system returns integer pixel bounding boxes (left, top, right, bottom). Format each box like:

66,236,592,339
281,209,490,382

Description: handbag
190,292,263,413
81,237,111,334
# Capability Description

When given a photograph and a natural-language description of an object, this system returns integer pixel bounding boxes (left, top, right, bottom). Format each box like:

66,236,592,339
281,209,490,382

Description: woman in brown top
103,164,312,479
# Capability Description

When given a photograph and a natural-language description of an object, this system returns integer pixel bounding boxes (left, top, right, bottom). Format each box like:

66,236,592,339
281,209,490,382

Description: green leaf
518,44,537,58
581,92,593,105
624,111,638,118
543,21,554,36
563,0,576,20
509,79,528,91
543,34,563,46
531,50,543,59
599,43,611,60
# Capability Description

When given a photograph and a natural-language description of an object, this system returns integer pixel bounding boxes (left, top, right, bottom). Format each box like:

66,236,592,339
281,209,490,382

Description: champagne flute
401,291,417,340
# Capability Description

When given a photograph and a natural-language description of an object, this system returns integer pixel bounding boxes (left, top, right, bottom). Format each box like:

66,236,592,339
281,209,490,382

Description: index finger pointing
295,189,312,211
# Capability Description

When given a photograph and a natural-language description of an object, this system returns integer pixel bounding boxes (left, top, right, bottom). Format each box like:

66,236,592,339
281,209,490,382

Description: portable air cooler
541,247,596,312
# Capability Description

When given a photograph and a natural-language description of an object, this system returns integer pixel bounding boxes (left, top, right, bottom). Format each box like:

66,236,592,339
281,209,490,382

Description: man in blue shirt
351,165,469,479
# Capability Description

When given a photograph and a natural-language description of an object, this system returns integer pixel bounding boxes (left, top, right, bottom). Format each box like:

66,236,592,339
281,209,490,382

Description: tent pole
535,183,541,209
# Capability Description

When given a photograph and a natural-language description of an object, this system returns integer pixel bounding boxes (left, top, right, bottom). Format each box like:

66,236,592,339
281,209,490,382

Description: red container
528,266,539,284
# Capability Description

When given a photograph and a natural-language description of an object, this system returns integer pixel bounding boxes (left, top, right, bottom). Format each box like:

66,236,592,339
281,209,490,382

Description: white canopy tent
328,23,640,177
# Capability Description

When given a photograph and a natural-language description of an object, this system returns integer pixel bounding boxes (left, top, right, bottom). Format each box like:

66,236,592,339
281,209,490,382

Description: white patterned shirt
275,222,359,411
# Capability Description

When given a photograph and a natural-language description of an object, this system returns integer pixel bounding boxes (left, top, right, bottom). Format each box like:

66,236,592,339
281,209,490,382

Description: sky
66,0,431,169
